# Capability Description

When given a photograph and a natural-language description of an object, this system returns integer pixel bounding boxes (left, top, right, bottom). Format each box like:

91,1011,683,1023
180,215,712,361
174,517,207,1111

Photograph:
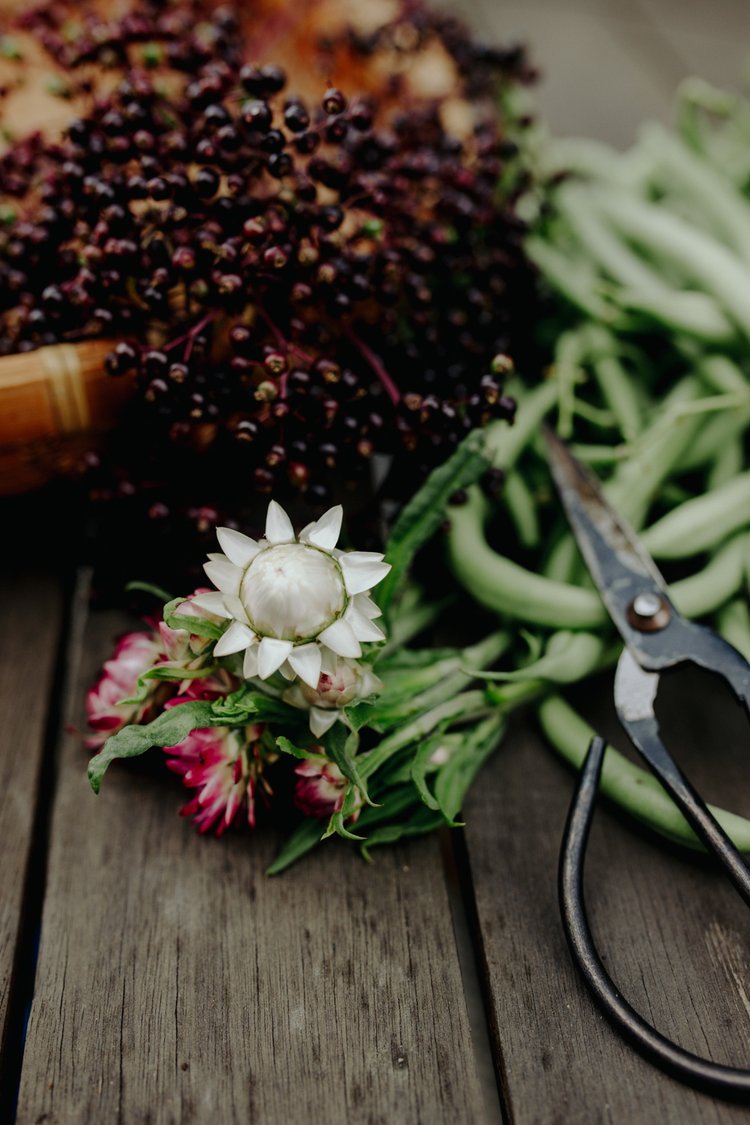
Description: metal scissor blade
543,426,677,665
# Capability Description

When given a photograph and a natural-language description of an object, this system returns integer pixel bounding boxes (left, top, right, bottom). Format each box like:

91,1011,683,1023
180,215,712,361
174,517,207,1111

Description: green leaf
410,727,450,811
341,700,377,732
275,735,321,761
126,580,174,603
378,429,490,618
355,785,420,828
360,807,445,860
212,687,297,725
324,801,366,842
433,716,506,824
324,725,376,807
140,663,216,683
266,818,325,875
163,597,225,641
87,701,217,793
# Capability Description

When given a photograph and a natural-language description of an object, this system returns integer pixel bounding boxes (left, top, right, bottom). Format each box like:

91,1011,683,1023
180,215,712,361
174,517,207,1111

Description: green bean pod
538,695,750,853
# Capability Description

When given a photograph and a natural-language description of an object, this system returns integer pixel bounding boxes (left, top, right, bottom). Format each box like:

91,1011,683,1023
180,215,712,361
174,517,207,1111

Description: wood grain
463,673,750,1124
16,606,492,1125
0,574,62,1070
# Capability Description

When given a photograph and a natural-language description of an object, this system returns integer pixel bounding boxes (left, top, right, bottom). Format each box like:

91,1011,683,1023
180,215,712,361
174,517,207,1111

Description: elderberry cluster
0,0,537,540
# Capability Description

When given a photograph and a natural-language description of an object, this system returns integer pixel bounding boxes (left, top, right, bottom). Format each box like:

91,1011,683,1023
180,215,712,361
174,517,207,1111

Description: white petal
345,604,386,643
287,643,322,690
217,527,261,568
243,645,259,679
203,557,243,596
309,707,339,738
353,592,382,620
265,500,295,544
257,636,294,679
297,521,316,543
279,661,297,681
338,552,391,595
214,620,255,657
361,668,383,695
190,592,233,618
318,619,362,659
305,505,343,551
221,593,251,625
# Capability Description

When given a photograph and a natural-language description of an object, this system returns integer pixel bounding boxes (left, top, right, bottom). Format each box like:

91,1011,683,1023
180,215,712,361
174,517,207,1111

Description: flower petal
221,593,251,625
243,645,259,679
287,643,322,690
217,527,261,568
214,620,255,657
265,500,295,545
305,505,343,551
353,593,382,620
309,707,339,737
257,636,294,679
190,592,233,618
204,557,243,596
318,619,362,659
345,603,386,643
338,552,391,595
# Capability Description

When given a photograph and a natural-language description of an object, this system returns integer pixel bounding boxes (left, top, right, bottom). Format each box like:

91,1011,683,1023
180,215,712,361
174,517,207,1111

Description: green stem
360,690,489,780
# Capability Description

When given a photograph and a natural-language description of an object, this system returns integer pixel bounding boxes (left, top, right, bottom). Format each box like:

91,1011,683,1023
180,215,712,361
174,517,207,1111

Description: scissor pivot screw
628,592,671,632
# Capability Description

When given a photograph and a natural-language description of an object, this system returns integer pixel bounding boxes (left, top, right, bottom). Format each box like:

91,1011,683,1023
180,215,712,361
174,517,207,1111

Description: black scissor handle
559,736,750,1101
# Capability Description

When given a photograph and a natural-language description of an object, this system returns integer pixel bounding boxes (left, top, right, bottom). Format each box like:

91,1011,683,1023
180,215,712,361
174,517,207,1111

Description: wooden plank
16,605,493,1125
463,672,750,1123
0,572,62,1079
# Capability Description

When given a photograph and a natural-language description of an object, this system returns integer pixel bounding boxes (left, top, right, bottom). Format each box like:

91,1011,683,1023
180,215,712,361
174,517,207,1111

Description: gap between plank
0,567,91,1124
439,827,511,1125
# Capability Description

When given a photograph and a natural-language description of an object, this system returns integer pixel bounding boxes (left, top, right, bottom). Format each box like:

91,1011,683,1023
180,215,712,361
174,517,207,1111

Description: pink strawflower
283,653,382,737
294,757,363,821
164,723,265,836
85,630,164,749
158,587,225,663
86,589,235,750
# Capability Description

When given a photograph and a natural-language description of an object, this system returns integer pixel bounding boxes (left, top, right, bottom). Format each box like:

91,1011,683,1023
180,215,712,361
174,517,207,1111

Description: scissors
543,427,750,1100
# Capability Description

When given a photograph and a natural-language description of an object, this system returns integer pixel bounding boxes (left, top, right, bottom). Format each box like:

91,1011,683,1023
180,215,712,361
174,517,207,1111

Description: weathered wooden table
3,1,750,1121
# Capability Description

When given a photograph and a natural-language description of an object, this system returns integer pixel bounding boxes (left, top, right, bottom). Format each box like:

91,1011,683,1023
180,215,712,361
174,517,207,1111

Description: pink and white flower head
85,629,163,748
294,757,364,821
158,588,227,663
192,500,390,690
164,723,263,836
282,652,383,737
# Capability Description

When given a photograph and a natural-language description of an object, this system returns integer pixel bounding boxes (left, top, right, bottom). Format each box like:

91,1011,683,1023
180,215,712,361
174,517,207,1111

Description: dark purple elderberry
241,100,272,132
194,167,220,199
259,65,286,94
204,103,230,127
143,349,169,377
322,87,346,115
283,100,310,133
266,153,293,179
260,129,285,154
293,131,320,155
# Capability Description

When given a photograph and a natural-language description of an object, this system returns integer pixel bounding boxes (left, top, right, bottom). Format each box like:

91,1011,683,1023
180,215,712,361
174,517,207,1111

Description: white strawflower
283,652,384,737
192,500,390,690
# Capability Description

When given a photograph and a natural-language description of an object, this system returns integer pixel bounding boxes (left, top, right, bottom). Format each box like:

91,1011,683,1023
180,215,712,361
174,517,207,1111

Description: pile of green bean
446,76,750,852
